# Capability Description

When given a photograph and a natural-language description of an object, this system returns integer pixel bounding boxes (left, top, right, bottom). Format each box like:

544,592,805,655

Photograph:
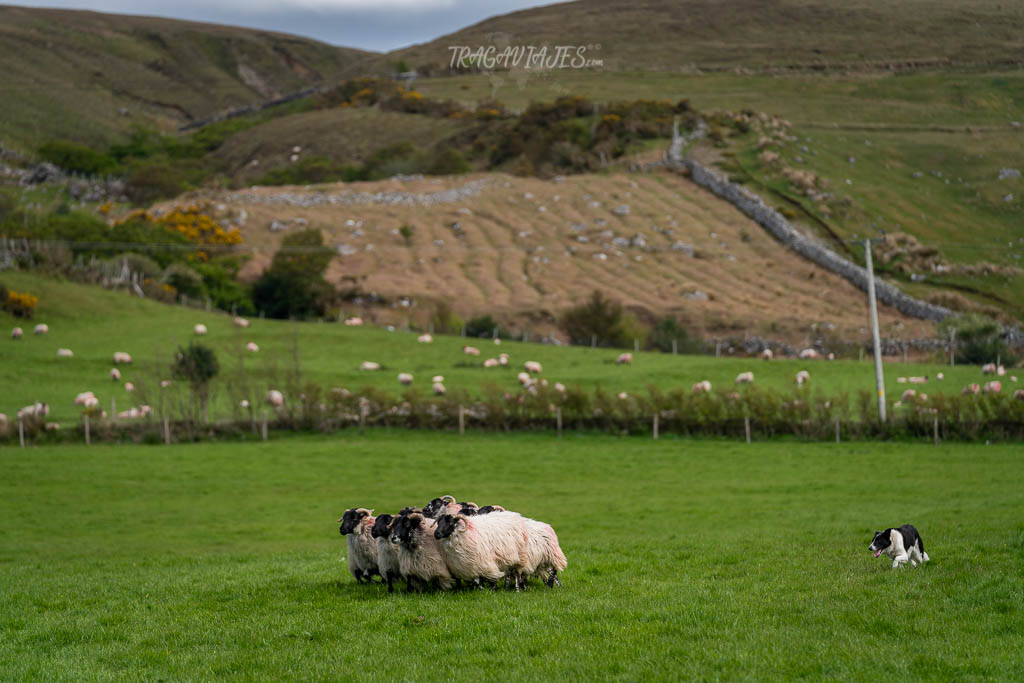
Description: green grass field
1,432,1023,679
1,271,1008,425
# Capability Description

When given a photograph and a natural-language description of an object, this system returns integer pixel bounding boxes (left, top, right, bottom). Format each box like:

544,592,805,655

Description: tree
251,228,334,319
172,342,219,423
561,290,630,348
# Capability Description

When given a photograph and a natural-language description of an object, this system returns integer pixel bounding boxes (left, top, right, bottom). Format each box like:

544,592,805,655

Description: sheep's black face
399,506,420,517
423,498,446,518
869,530,892,558
371,514,395,539
460,507,479,516
392,514,422,547
338,509,367,535
434,514,460,539
477,505,500,515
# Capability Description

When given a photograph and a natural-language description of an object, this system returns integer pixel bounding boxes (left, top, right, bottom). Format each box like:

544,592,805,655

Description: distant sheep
616,353,632,365
798,348,818,360
983,381,1002,394
11,327,22,339
761,349,773,360
936,373,944,380
160,380,171,388
483,358,499,368
34,324,48,335
431,375,444,383
693,380,712,394
554,382,566,394
74,391,97,407
517,372,531,386
524,361,542,374
1014,389,1024,400
463,346,480,356
110,368,121,381
962,383,980,395
897,377,907,383
827,352,836,361
494,338,502,345
398,373,413,385
997,365,1006,377
338,508,380,584
908,376,928,384
194,324,207,336
239,399,250,409
417,333,433,343
735,371,754,384
118,405,152,419
617,391,629,400
360,361,381,371
246,342,259,352
344,317,364,327
498,353,509,366
795,370,810,385
266,389,284,407
233,316,250,328
901,389,918,402
432,382,446,395
982,363,996,375
124,382,135,392
113,351,132,364
56,348,73,358
17,402,49,419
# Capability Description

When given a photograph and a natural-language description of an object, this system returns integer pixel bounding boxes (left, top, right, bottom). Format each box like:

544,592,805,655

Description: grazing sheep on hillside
160,380,171,388
761,349,773,360
517,516,568,589
110,368,121,381
266,390,284,407
74,392,96,407
499,353,509,365
901,389,918,402
194,324,207,336
398,373,413,385
983,381,1002,393
239,399,250,409
554,382,566,394
233,316,250,328
616,353,632,365
371,514,402,593
417,333,433,343
982,363,996,375
124,382,135,392
34,324,48,335
735,371,754,384
56,348,73,358
962,383,981,395
693,380,712,394
798,348,818,360
517,372,531,386
11,327,22,339
434,512,526,588
113,352,132,364
617,391,629,400
483,358,499,368
338,508,380,584
494,338,502,345
897,377,907,383
344,317,364,326
17,402,49,419
827,353,835,361
432,382,446,395
937,372,944,380
795,370,810,385
463,346,480,356
360,361,381,371
246,342,259,352
391,513,454,591
525,361,543,374
431,375,444,383
997,365,1006,377
909,376,928,384
118,405,152,419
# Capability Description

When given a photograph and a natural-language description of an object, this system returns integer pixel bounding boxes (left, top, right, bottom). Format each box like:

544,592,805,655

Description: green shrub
465,314,510,339
109,252,162,279
430,300,464,335
171,342,220,423
427,148,470,175
251,228,334,319
38,140,116,175
650,317,703,354
162,263,205,299
561,290,631,348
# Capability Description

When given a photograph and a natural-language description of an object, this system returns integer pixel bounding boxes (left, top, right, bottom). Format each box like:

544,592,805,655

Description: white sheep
524,361,542,374
431,375,444,383
118,405,152,419
417,333,433,343
617,391,629,400
17,402,49,419
795,370,810,385
735,371,754,384
110,367,121,381
937,372,944,380
982,363,996,375
483,358,500,368
11,327,22,339
517,516,568,588
432,382,446,395
56,348,73,358
908,376,927,384
554,382,566,394
34,323,48,335
360,361,381,371
74,391,96,406
897,377,907,383
344,317,364,326
693,380,712,394
761,348,773,360
160,380,171,388
113,351,132,364
616,352,632,365
246,342,259,352
266,389,284,407
498,353,509,365
233,316,250,328
983,381,1002,394
434,512,526,588
392,513,454,591
517,372,531,385
997,365,1006,377
398,373,413,385
494,338,502,345
798,348,818,360
827,352,836,360
124,382,135,393
338,508,380,584
901,389,918,402
462,346,480,356
239,399,250,409
194,324,207,336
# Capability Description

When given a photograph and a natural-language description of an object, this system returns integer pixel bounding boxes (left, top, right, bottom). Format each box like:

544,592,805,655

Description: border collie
869,525,930,568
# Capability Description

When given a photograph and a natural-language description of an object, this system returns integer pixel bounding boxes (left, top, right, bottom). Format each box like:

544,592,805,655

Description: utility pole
865,240,886,423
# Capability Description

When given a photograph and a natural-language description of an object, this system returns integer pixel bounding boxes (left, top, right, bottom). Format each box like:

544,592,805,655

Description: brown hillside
166,169,935,342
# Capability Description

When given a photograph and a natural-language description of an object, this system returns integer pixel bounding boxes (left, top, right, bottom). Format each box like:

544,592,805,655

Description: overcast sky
6,0,564,52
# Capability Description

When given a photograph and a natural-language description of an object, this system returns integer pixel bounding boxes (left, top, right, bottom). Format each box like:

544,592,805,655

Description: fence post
261,412,268,441
111,397,116,422
744,416,751,444
458,404,465,436
591,333,596,349
950,329,955,366
634,338,639,353
461,325,466,338
18,418,25,447
493,326,498,340
653,413,659,440
359,403,366,436
556,407,562,439
84,414,90,445
716,341,721,358
859,347,864,363
903,345,908,364
672,339,677,355
163,417,170,445
933,416,939,446
834,415,840,443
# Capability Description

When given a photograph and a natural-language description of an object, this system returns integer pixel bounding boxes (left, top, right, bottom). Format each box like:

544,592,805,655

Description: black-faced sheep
338,508,380,583
434,512,526,588
422,495,474,519
370,514,402,593
390,513,454,592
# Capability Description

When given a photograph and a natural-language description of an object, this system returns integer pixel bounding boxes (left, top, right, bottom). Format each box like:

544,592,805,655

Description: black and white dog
869,525,930,569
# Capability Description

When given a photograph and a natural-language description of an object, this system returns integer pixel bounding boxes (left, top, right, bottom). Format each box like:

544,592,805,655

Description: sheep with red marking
983,381,1002,393
761,348,773,360
11,327,22,340
434,511,527,589
338,508,380,583
398,372,413,386
113,352,132,365
34,324,48,335
266,389,284,407
462,346,480,356
233,316,250,328
735,371,754,384
962,383,980,395
693,380,711,394
616,353,632,365
524,361,543,374
517,516,568,589
417,333,433,343
798,348,818,360
344,317,364,326
194,324,207,336
390,513,454,591
56,348,73,358
110,368,121,381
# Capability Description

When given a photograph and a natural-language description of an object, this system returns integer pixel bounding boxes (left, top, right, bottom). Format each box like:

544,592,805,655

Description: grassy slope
0,5,371,150
0,271,1006,424
1,432,1022,678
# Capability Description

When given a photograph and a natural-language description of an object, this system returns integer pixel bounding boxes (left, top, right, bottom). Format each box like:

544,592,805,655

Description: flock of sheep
337,495,567,593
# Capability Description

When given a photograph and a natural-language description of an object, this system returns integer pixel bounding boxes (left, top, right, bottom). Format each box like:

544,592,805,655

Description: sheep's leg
546,570,560,588
386,572,394,594
514,571,523,592
354,569,364,583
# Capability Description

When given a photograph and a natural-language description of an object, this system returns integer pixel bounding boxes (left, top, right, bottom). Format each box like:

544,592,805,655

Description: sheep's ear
456,517,468,530
336,517,344,524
